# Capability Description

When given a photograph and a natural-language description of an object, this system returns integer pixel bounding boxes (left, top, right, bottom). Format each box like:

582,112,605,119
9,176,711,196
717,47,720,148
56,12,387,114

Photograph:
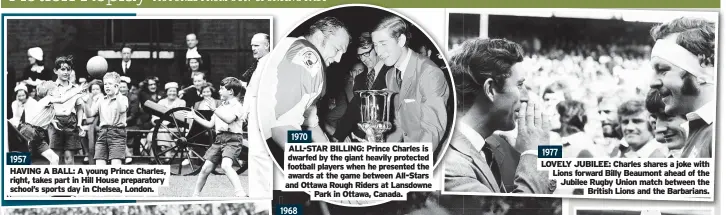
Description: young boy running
185,77,247,197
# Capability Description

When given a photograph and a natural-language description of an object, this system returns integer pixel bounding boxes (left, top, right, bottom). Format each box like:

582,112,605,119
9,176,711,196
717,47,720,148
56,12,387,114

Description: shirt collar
188,47,198,52
395,48,413,77
458,123,487,158
685,100,715,125
55,80,74,87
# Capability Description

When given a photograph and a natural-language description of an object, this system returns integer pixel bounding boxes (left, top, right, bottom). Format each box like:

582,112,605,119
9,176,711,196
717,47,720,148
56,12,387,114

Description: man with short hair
258,16,351,168
372,16,449,151
176,33,211,85
444,38,554,193
114,45,144,86
645,89,687,158
614,99,669,158
241,33,270,86
240,32,274,198
649,17,715,158
332,32,392,142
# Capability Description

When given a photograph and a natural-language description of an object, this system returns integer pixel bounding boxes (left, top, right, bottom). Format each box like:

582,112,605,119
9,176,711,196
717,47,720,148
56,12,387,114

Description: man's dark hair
306,17,350,41
54,55,74,70
557,100,588,136
373,15,412,47
121,44,134,52
449,38,524,111
650,17,716,67
221,77,244,96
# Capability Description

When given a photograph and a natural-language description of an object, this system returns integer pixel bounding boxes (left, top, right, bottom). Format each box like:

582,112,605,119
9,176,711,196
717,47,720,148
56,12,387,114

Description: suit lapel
395,54,417,111
450,130,501,192
486,135,519,192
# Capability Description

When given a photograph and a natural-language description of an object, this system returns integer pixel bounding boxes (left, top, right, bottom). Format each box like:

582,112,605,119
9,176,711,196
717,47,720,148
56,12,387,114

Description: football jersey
258,37,327,139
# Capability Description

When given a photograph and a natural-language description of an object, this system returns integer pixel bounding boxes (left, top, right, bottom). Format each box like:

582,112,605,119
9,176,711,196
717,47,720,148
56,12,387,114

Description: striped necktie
366,68,375,89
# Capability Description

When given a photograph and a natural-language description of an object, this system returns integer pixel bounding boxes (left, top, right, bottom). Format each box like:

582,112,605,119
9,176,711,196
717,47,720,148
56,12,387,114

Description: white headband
651,39,714,84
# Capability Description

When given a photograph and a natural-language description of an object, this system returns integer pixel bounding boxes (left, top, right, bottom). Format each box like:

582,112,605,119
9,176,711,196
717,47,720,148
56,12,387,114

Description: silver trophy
356,89,396,142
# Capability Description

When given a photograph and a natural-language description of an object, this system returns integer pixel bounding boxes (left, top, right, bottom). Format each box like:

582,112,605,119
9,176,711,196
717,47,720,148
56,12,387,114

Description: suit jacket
113,60,145,87
385,51,448,150
175,49,211,85
444,129,556,194
333,64,390,140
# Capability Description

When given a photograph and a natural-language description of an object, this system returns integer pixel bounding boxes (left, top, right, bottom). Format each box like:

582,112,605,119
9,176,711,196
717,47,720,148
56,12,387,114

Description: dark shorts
49,114,82,151
204,132,244,165
94,126,127,160
18,123,51,154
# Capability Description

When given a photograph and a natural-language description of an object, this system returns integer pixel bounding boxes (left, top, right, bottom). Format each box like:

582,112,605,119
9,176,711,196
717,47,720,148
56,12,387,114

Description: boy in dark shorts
48,56,85,165
185,77,247,197
85,72,129,165
19,81,86,165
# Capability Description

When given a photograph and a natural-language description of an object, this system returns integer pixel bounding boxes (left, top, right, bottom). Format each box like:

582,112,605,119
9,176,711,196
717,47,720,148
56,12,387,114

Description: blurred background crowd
449,13,657,141
448,11,716,160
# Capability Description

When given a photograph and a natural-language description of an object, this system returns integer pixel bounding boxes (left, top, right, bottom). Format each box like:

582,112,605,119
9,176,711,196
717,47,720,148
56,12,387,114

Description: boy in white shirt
19,81,86,165
185,77,247,197
85,72,129,165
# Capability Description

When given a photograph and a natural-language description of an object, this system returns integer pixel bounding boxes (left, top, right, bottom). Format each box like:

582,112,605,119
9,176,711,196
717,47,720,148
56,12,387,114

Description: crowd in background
8,32,270,166
4,203,268,215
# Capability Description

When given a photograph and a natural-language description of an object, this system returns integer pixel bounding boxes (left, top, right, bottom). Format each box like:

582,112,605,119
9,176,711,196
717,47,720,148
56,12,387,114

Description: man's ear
483,78,497,102
397,34,407,48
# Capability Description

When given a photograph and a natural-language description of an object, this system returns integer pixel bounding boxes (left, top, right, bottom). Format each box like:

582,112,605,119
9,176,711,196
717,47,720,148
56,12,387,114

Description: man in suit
114,45,144,87
649,17,715,158
241,33,270,86
176,33,211,86
371,16,449,152
444,38,555,194
332,32,391,142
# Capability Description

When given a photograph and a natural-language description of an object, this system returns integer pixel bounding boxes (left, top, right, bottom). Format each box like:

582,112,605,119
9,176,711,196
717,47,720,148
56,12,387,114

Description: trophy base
358,121,392,143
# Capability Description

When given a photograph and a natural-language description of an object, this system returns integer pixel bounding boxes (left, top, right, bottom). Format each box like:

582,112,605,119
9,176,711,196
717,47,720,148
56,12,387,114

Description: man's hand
515,100,551,152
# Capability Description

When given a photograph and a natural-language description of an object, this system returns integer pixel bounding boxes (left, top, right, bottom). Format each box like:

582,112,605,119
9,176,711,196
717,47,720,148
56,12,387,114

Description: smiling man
648,17,715,158
371,15,449,151
615,99,669,158
646,89,687,158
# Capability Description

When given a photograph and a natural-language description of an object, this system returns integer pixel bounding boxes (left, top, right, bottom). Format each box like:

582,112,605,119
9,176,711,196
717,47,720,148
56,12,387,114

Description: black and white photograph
255,5,455,171
3,201,270,215
576,209,712,215
4,16,273,198
443,9,717,195
273,190,561,215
